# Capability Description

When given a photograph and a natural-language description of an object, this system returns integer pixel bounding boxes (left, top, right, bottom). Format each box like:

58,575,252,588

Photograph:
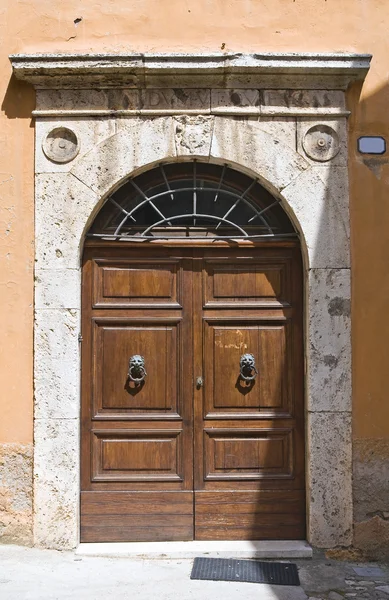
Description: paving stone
353,567,385,577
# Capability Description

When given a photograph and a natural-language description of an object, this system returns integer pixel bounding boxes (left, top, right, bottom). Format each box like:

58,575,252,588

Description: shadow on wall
347,78,389,561
1,74,35,120
0,73,35,546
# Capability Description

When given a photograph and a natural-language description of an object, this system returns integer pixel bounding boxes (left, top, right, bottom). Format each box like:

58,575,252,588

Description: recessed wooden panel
204,261,289,306
92,430,182,482
194,490,305,540
81,491,193,542
92,260,180,307
203,321,292,416
204,429,293,480
92,320,180,416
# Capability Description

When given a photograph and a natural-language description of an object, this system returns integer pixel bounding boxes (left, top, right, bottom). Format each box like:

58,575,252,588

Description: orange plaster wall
1,0,389,442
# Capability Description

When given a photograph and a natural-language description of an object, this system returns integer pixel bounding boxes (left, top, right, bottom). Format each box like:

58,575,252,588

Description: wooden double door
81,242,305,542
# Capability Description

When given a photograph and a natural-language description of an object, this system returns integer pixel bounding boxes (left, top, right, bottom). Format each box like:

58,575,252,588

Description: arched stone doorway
11,52,367,550
80,161,305,542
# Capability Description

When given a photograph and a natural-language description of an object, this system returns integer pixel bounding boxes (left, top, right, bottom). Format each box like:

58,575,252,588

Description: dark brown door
81,243,305,542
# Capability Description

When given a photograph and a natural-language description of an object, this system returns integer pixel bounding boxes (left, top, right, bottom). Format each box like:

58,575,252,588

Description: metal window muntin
87,162,297,241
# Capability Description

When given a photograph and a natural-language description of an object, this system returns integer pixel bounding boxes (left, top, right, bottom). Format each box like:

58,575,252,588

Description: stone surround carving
10,53,371,550
42,127,80,163
302,124,340,162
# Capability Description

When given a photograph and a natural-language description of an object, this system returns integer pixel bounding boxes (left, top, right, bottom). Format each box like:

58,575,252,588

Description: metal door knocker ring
239,353,258,382
128,355,147,385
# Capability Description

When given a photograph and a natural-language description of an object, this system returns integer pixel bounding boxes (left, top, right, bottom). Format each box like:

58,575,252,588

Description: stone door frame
11,52,371,549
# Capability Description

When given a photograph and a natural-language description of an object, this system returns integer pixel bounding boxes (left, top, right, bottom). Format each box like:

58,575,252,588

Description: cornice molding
10,52,371,90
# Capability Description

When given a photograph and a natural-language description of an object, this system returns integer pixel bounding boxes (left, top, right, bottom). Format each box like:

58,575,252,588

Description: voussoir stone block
210,116,309,192
257,117,297,150
34,418,79,549
73,117,176,197
281,166,350,269
35,117,116,174
308,269,351,412
308,412,352,547
35,173,99,269
174,115,214,156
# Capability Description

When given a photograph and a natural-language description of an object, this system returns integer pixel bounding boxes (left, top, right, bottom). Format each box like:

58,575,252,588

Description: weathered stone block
36,117,116,173
141,88,210,112
34,269,81,309
34,419,79,549
35,173,99,269
354,517,389,560
308,269,351,412
282,166,350,268
257,117,297,150
34,308,79,361
353,438,389,524
36,89,140,112
211,89,261,113
308,412,352,547
34,355,80,420
211,116,309,191
0,443,33,545
73,118,176,197
263,90,346,113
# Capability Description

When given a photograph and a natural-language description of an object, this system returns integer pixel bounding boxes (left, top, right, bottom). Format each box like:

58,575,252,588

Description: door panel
203,428,293,480
203,258,291,307
81,248,194,542
203,320,292,415
81,491,193,542
195,489,305,541
193,246,305,540
91,429,184,482
92,259,181,308
81,243,305,542
92,320,180,414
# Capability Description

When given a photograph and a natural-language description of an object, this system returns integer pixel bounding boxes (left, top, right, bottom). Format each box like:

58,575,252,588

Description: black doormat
190,557,300,586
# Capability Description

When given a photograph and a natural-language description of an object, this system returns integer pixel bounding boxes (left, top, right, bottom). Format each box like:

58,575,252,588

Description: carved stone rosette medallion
302,124,340,162
43,127,80,163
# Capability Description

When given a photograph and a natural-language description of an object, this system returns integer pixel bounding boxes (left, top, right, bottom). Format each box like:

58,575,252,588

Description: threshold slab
76,540,312,559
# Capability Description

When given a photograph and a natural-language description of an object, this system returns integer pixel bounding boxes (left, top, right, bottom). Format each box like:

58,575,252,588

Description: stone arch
34,114,352,550
69,117,349,272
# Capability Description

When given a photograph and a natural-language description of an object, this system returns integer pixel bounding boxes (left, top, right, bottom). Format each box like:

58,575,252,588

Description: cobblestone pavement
0,545,388,600
296,552,389,599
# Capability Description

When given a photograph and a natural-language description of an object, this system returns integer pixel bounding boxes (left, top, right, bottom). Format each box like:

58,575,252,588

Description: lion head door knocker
239,353,258,383
128,355,147,386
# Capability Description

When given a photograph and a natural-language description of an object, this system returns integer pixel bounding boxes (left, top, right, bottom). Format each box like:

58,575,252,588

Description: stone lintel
10,52,371,90
32,88,350,117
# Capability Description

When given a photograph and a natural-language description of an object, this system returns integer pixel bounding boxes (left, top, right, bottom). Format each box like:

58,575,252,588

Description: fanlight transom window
88,162,296,240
